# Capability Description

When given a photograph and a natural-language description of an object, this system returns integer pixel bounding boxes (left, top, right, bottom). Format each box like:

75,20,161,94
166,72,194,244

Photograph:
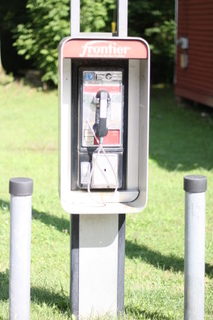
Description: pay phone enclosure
71,61,128,191
59,37,150,214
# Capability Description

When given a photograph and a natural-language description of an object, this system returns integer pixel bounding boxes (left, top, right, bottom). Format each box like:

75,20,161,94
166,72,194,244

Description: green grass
0,79,212,320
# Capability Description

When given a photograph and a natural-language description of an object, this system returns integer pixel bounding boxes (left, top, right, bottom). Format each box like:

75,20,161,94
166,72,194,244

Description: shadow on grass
0,199,9,212
0,271,70,315
126,306,172,320
0,270,9,301
31,287,70,314
0,271,173,319
126,240,213,279
2,197,212,278
0,198,70,234
150,88,213,171
33,208,70,234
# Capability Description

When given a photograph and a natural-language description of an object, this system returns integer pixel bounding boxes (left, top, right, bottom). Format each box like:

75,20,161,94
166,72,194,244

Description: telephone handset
93,90,110,140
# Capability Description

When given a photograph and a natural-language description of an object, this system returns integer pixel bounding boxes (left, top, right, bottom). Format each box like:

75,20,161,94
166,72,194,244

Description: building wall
175,0,213,107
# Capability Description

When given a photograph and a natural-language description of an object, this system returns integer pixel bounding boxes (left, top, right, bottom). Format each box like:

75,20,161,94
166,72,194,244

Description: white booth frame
59,36,150,214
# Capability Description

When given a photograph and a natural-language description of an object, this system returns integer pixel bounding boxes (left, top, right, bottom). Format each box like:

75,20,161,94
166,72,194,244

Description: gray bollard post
184,175,207,320
9,177,33,320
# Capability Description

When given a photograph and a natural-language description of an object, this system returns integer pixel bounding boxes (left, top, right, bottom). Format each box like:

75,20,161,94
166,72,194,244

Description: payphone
59,1,150,318
79,69,124,191
74,65,127,191
59,38,150,214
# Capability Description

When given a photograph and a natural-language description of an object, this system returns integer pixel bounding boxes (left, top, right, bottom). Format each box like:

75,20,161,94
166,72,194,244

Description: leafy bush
145,20,176,83
14,0,70,85
13,0,175,85
128,0,175,83
13,0,116,85
81,0,115,32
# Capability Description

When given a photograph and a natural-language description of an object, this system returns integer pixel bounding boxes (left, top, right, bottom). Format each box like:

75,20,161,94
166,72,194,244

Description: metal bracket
70,0,128,37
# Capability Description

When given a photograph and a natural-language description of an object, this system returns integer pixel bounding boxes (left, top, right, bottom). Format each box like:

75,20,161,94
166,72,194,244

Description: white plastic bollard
184,175,207,320
9,177,33,320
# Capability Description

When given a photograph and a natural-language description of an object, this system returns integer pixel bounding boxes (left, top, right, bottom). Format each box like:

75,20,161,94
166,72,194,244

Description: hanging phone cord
86,121,119,193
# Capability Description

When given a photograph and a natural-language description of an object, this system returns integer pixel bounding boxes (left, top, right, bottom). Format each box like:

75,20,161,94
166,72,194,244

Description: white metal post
70,0,128,37
9,178,33,320
71,0,80,36
117,0,128,37
184,175,207,320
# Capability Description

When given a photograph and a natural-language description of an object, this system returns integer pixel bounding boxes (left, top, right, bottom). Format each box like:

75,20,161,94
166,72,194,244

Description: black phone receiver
93,90,110,138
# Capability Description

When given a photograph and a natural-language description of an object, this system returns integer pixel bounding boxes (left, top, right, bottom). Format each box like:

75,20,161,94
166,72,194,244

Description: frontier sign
62,39,148,59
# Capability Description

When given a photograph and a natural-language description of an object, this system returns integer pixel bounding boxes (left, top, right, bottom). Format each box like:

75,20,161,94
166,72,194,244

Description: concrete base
71,214,125,319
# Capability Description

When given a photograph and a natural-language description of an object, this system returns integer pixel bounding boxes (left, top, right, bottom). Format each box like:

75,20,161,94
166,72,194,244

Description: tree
128,0,175,83
11,0,175,85
0,0,30,74
81,0,115,32
13,0,70,84
13,0,116,84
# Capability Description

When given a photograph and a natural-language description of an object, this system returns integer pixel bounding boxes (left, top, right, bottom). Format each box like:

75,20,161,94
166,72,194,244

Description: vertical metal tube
184,175,207,320
71,0,80,36
9,178,33,320
117,0,128,37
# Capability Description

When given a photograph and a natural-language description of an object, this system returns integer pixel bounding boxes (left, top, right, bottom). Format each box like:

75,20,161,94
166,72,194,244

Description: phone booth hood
59,37,150,214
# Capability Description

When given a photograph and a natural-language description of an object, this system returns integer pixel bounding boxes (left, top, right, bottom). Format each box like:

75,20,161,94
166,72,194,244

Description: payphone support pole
69,1,128,318
70,0,128,37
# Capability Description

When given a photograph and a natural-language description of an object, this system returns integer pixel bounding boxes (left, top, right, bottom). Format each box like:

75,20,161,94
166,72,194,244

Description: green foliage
145,20,176,83
13,0,116,84
128,0,175,83
145,20,175,58
13,0,70,84
12,0,175,85
0,1,27,31
128,1,174,34
81,0,115,32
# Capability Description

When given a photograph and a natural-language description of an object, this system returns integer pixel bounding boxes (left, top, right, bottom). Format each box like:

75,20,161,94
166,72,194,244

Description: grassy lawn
0,79,212,319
